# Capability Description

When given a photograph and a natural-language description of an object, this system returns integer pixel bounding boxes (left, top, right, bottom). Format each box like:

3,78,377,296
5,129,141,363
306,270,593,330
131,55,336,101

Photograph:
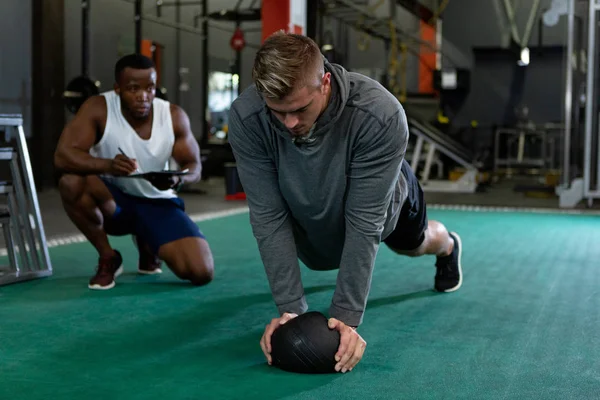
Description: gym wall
443,0,570,126
63,0,262,141
0,0,33,137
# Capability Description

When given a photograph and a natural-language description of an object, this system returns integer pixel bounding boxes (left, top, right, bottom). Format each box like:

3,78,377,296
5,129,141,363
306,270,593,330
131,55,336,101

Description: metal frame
494,127,548,175
584,0,600,201
559,0,600,208
408,124,479,194
0,115,52,285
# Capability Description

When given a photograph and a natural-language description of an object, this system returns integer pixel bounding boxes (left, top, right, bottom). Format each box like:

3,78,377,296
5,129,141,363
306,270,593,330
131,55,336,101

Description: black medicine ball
270,311,341,374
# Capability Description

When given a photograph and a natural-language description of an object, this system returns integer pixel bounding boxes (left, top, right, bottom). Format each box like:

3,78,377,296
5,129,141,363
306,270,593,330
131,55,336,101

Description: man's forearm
54,148,111,175
329,227,379,327
176,161,201,184
253,213,307,316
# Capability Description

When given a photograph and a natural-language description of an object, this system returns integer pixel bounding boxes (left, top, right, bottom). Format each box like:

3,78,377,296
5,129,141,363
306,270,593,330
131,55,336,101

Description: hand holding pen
107,147,139,176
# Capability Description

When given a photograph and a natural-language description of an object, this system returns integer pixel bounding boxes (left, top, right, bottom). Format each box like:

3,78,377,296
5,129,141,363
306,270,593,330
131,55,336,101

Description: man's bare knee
189,263,214,286
58,174,86,203
160,237,215,285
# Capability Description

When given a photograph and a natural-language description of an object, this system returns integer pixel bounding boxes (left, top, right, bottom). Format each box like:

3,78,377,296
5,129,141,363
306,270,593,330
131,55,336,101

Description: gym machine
558,0,599,208
0,115,52,285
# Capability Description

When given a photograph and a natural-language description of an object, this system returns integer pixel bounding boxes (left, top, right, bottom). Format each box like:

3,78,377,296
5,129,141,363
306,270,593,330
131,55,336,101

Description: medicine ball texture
270,311,341,374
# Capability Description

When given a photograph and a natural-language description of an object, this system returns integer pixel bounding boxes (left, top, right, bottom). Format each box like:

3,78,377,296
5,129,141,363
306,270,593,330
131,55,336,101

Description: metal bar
0,115,23,126
16,125,52,272
584,0,596,197
175,0,181,105
411,127,475,170
596,110,600,192
200,0,208,147
492,0,510,46
3,221,19,273
7,191,30,272
436,18,442,70
81,0,90,76
157,0,204,5
521,0,541,47
395,0,437,27
135,0,142,53
562,0,574,187
142,14,206,37
411,136,424,171
501,0,521,44
0,270,52,286
10,155,41,271
422,144,436,183
325,0,460,68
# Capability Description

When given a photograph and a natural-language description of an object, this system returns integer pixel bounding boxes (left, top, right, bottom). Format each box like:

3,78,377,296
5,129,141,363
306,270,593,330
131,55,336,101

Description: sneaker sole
88,266,124,290
137,268,163,275
439,232,462,293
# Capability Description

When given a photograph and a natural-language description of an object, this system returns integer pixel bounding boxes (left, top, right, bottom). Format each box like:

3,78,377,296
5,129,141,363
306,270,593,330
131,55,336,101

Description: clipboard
121,169,190,179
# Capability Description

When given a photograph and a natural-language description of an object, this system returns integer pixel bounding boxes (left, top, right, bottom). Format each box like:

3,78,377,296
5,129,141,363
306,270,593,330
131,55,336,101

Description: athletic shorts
382,161,428,251
102,179,205,254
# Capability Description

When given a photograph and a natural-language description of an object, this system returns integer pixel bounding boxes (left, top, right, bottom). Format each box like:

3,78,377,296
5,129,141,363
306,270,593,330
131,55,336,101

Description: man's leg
57,174,130,289
382,163,462,292
134,198,214,286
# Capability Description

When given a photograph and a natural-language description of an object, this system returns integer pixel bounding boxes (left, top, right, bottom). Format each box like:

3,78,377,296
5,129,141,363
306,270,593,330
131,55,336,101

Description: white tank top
90,90,176,199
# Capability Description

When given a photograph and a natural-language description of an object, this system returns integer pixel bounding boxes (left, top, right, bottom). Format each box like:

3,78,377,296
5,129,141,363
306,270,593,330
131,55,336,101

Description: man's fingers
280,313,298,324
337,332,358,372
347,339,367,371
262,314,299,367
114,159,137,174
264,324,275,354
260,326,273,364
334,328,351,363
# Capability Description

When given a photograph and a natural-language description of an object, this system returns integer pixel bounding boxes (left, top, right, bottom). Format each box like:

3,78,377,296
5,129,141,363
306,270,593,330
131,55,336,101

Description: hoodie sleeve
329,109,408,327
227,106,308,317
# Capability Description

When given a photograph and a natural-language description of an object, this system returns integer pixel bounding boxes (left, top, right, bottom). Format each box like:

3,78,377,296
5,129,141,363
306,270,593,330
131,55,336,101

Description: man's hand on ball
260,312,298,365
328,318,367,373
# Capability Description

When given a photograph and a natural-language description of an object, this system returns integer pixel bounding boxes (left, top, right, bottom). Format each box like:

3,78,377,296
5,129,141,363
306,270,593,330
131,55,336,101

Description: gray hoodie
228,60,409,327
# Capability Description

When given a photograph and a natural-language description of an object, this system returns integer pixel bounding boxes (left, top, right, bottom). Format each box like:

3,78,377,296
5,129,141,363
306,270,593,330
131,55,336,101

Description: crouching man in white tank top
54,54,214,290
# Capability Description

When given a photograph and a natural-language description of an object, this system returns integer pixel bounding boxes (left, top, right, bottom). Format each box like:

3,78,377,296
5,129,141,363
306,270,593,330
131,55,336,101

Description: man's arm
54,96,113,174
228,106,307,316
329,109,409,327
170,104,202,185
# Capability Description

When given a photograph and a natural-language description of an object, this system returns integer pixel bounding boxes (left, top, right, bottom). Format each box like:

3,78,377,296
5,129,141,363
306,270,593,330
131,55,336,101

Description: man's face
264,72,331,137
114,67,157,119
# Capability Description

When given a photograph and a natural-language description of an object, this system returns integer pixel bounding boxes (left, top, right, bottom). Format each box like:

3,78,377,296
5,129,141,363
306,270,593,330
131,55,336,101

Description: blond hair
252,32,324,99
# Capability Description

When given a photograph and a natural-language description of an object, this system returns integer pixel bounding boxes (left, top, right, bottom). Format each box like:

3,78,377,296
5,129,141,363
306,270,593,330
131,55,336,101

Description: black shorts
382,161,428,251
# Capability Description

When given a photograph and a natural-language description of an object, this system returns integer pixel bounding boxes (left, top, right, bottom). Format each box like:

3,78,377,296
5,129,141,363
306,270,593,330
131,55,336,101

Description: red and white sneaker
132,235,163,275
88,250,123,290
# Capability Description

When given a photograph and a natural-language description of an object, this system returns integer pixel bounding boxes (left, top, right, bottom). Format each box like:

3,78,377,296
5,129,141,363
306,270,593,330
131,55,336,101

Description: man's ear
113,83,120,94
321,72,331,94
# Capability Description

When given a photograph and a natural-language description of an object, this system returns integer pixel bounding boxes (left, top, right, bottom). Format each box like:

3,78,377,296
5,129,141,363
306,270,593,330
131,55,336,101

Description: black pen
118,147,140,173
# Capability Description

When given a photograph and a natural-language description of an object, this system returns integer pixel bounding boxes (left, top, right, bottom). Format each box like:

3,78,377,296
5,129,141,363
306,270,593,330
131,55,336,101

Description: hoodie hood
265,59,350,140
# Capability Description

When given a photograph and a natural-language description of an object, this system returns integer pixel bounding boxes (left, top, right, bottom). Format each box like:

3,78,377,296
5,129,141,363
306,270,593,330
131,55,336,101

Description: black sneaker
434,232,462,292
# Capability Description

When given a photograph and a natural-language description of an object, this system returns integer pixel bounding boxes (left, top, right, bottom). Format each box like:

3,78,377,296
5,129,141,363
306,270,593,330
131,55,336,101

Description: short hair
114,53,155,82
252,32,325,99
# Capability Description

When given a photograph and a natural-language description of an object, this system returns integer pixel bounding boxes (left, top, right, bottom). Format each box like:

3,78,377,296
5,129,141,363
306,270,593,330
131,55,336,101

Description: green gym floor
1,207,599,399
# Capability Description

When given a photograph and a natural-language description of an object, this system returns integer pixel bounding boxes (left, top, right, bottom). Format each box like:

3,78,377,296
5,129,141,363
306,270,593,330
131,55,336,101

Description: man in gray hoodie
228,32,463,374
